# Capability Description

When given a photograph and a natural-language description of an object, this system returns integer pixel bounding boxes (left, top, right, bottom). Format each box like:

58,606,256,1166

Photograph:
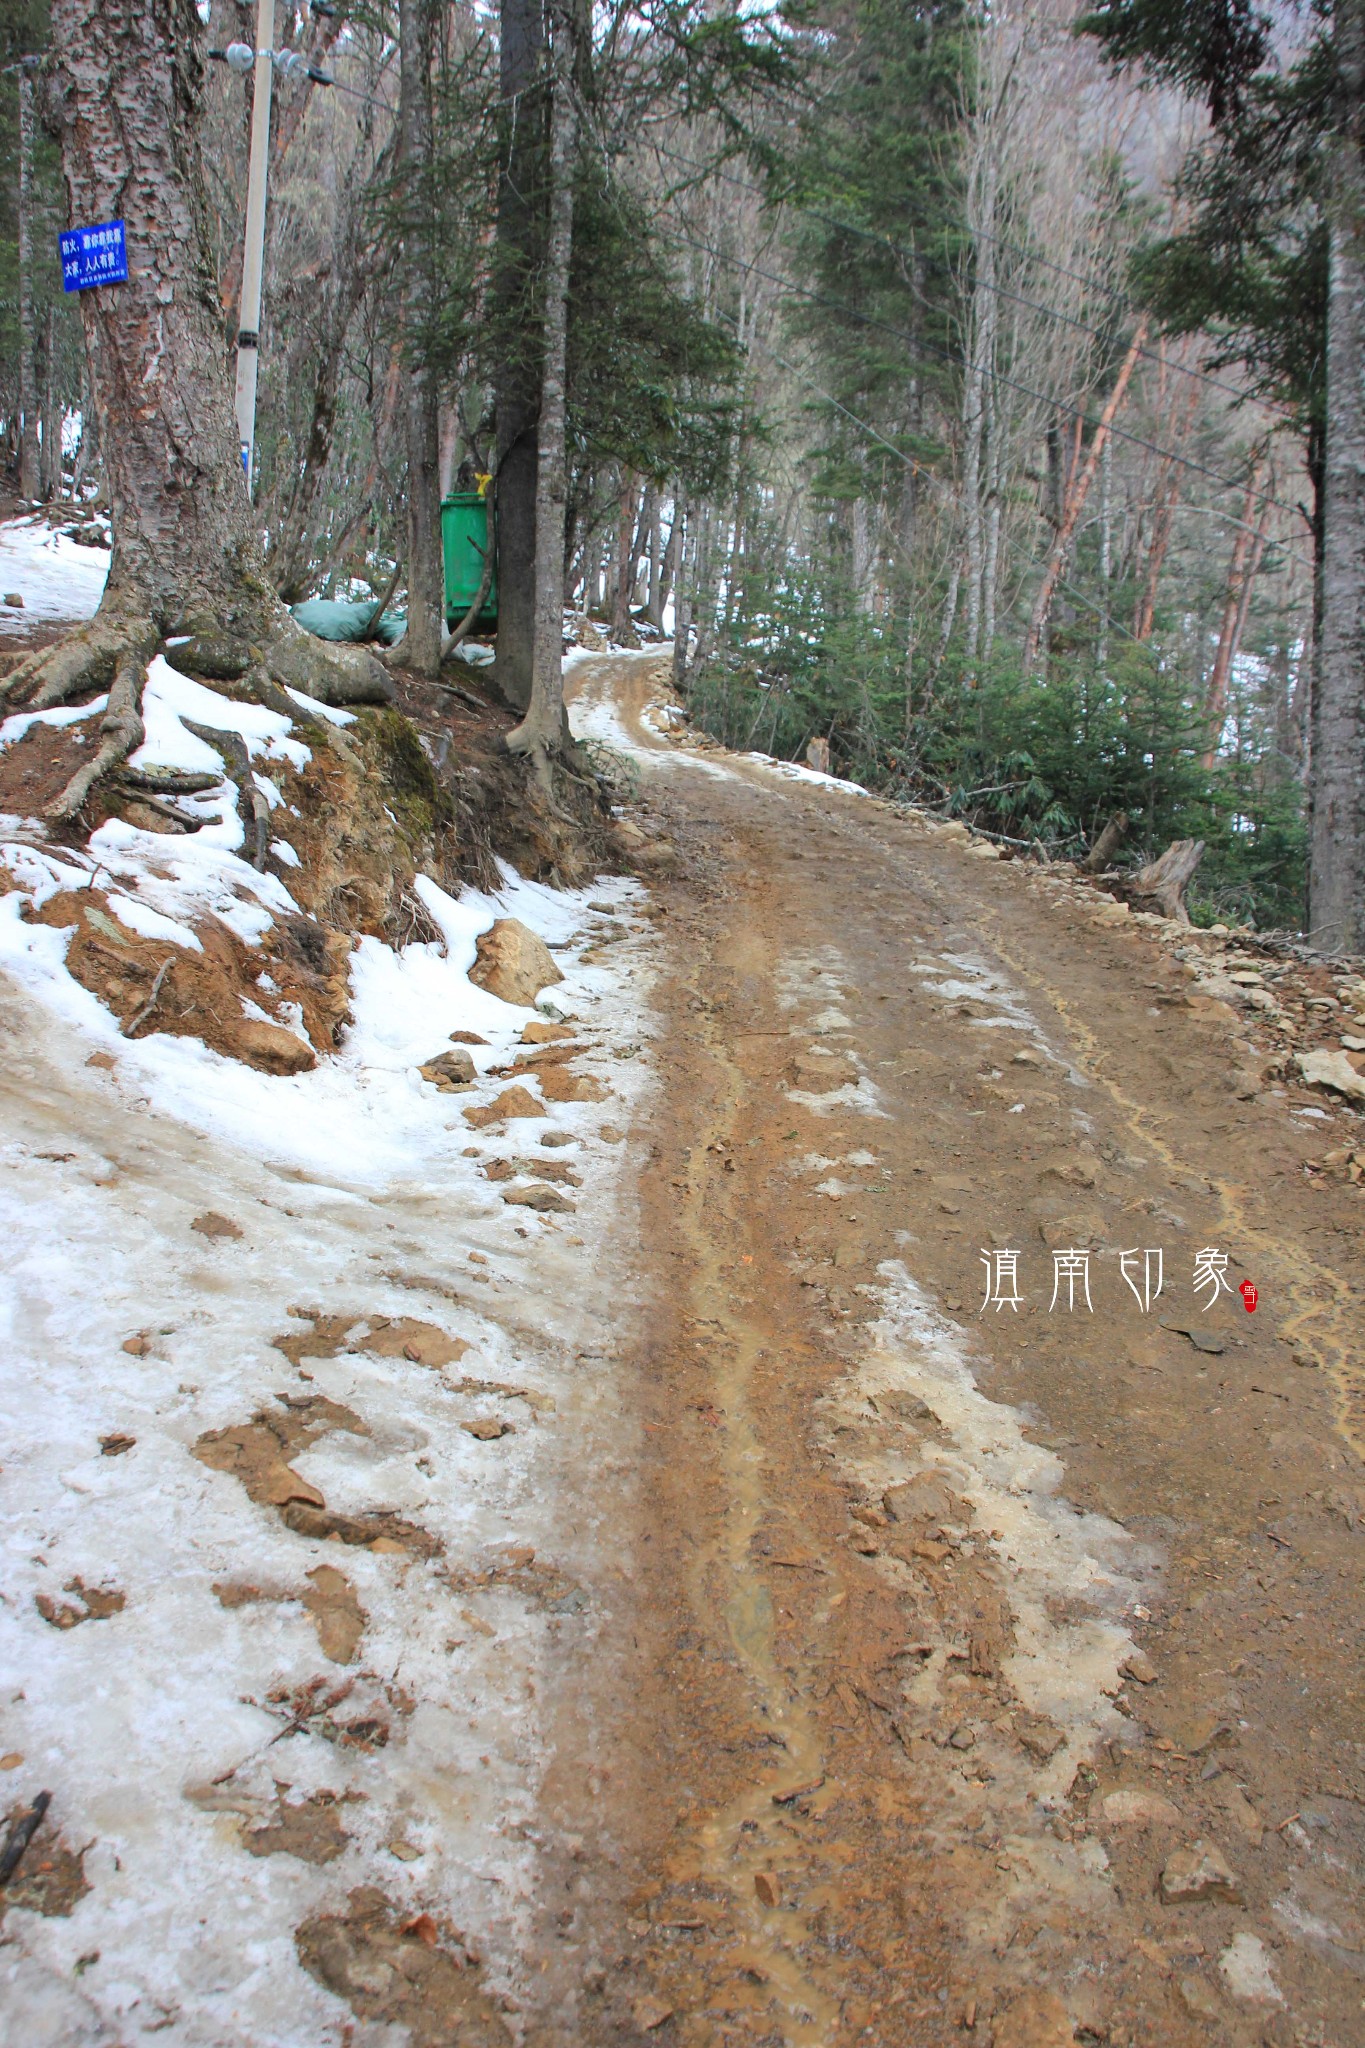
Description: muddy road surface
540,654,1365,2048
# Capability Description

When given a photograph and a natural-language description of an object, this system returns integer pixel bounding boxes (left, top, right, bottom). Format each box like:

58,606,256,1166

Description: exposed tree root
0,613,155,715
183,722,270,869
50,647,148,821
1,590,398,825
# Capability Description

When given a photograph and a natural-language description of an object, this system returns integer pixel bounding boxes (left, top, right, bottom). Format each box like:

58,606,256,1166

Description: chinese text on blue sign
60,221,128,293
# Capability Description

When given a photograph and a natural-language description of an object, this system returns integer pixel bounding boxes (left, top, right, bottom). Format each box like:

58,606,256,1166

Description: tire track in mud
672,941,843,2044
989,933,1365,1464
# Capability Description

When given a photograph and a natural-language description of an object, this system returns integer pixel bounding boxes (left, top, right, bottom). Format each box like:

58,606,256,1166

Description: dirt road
544,654,1365,2048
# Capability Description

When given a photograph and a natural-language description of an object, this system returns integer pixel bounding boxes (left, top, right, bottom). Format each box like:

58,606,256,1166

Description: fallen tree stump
1081,811,1128,873
1118,838,1205,922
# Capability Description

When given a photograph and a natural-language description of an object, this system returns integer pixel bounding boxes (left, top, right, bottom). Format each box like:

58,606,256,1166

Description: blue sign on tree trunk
60,221,129,292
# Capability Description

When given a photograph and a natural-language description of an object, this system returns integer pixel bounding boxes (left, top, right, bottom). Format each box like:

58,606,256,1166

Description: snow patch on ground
862,1263,1148,1778
909,948,1090,1102
566,649,737,781
741,751,870,797
0,516,109,631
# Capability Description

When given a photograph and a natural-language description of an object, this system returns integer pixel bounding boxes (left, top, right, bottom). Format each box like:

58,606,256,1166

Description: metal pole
234,0,276,495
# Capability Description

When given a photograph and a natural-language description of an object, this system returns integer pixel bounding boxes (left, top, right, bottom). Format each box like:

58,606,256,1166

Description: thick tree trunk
639,487,660,615
654,495,683,632
671,505,691,695
1312,0,1365,950
611,470,640,645
399,0,443,677
507,0,577,767
2,0,388,817
1025,319,1149,670
492,0,547,713
17,67,43,503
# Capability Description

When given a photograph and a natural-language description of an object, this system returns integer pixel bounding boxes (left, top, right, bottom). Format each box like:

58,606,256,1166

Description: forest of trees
1,0,1361,942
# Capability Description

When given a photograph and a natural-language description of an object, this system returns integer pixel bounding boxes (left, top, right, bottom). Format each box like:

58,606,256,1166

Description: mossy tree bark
1,0,391,821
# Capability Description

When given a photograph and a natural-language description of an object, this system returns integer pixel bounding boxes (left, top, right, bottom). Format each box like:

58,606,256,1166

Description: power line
743,327,1181,653
660,222,1308,528
654,140,1288,420
759,326,1307,570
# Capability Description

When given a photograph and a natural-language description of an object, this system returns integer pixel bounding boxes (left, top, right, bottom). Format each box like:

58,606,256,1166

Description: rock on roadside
469,919,564,1007
991,1987,1076,2047
225,1018,317,1075
1159,1840,1242,1905
1296,1048,1365,1103
419,1047,477,1090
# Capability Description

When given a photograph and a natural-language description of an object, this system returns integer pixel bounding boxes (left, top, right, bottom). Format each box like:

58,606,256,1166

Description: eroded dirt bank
547,655,1364,2048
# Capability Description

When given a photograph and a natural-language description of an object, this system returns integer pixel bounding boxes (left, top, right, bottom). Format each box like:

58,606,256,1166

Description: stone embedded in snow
304,1564,367,1665
419,1046,476,1089
521,1018,576,1044
991,1988,1075,2047
4,591,23,607
1102,1788,1182,1828
1219,1932,1283,2004
243,1789,351,1865
536,1062,607,1104
464,1085,543,1128
192,1210,242,1239
228,1017,317,1075
503,1183,575,1214
1160,1840,1242,1905
1296,1048,1365,1102
468,917,564,1007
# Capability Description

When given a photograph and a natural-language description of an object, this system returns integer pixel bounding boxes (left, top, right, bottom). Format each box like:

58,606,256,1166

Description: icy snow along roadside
0,659,648,1181
0,516,109,630
0,889,655,2040
565,647,739,781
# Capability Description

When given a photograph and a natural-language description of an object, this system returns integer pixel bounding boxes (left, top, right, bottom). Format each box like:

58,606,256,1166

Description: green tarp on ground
290,598,405,647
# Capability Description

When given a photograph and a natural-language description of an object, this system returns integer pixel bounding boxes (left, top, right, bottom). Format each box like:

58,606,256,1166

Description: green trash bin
441,490,497,631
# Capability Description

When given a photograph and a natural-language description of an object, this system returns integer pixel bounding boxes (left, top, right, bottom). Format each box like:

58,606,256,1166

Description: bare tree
1024,318,1148,668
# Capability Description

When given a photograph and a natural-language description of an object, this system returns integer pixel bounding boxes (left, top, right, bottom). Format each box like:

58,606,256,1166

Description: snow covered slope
0,660,655,2041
